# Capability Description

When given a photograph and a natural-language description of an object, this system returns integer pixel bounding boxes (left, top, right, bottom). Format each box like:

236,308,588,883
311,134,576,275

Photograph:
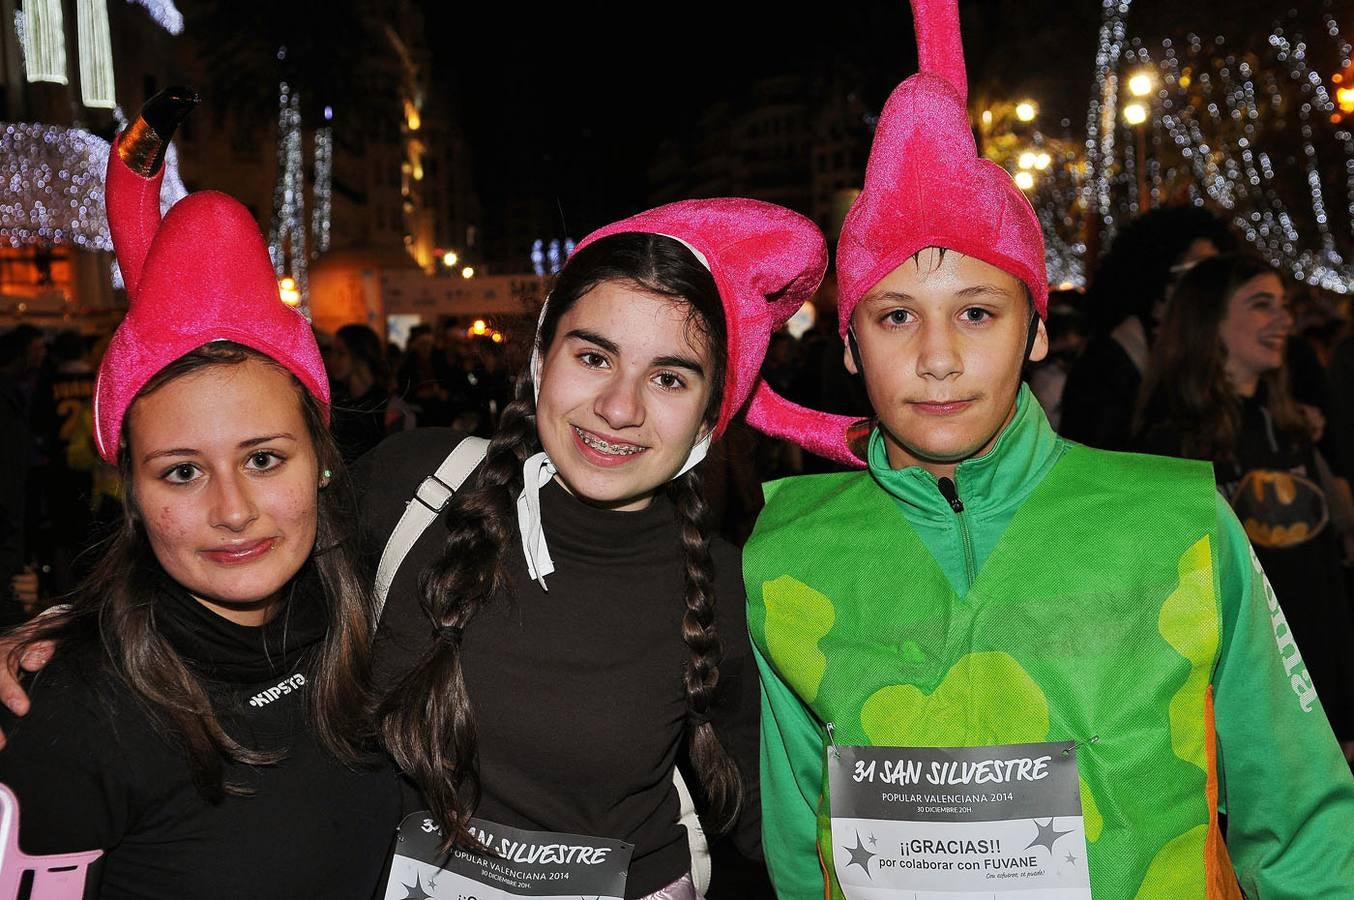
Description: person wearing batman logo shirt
1137,252,1354,758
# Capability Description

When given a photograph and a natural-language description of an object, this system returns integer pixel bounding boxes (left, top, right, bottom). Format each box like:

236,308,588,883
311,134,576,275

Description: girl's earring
320,468,332,487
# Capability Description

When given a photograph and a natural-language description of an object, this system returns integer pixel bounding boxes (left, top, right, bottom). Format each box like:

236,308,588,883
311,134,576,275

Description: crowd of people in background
3,207,1354,745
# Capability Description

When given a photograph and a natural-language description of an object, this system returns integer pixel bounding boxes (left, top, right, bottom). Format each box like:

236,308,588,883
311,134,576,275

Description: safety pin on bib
825,722,841,760
1061,735,1100,758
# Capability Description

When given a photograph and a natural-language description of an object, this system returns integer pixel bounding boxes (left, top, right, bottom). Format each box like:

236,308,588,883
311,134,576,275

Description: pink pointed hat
566,199,864,467
745,0,1048,465
94,130,329,462
837,0,1048,330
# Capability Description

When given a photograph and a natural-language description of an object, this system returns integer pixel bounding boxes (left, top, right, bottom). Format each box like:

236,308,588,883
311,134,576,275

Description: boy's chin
881,423,1003,470
907,441,988,466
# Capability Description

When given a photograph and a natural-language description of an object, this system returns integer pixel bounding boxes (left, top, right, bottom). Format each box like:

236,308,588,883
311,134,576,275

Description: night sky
428,0,1324,239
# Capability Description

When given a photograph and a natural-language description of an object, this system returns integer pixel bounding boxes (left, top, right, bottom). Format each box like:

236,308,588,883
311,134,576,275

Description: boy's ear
844,327,864,375
1027,317,1050,364
843,342,859,376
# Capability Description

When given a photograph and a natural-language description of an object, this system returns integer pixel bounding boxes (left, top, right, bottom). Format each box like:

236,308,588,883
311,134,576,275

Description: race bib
827,743,1092,898
383,813,633,900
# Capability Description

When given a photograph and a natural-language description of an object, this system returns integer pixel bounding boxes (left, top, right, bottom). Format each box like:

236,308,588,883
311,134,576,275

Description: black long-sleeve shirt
0,573,402,898
353,428,762,898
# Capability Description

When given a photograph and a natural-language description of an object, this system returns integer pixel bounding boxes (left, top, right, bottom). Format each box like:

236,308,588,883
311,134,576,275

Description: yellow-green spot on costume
761,576,835,703
1160,536,1220,771
858,651,1049,746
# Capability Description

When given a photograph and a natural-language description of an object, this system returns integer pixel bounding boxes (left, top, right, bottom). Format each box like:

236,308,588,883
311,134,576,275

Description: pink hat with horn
93,95,329,463
837,0,1048,331
568,199,865,467
745,0,1048,466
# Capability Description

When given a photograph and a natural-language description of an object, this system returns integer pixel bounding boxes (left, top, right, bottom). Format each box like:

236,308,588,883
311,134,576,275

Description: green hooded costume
745,388,1354,898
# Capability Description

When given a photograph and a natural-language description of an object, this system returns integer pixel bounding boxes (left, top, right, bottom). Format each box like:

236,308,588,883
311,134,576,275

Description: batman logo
1230,469,1328,549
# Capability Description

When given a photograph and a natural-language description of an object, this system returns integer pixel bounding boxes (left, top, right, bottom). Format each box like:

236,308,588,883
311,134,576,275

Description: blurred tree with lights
976,0,1354,294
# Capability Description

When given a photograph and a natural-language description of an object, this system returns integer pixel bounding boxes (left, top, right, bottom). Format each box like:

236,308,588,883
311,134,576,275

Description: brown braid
377,376,539,852
669,468,744,831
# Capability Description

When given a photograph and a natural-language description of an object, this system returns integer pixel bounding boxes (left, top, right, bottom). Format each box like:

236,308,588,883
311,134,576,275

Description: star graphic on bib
1065,851,1078,864
867,833,878,848
1024,818,1074,856
842,830,876,878
399,873,432,900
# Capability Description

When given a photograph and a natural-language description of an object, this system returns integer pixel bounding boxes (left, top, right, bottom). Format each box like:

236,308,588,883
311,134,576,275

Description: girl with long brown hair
1137,252,1354,757
359,200,829,899
0,93,400,896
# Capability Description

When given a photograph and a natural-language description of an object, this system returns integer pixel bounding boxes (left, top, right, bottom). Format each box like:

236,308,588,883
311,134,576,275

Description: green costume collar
867,384,1065,523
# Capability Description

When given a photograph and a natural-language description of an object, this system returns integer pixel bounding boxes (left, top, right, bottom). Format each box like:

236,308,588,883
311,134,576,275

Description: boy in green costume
742,1,1354,897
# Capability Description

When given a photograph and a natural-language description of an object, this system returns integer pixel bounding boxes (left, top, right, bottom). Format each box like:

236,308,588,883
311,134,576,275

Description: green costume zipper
936,476,976,588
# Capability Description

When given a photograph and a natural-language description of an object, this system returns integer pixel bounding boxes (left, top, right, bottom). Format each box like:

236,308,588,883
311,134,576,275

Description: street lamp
1127,71,1154,98
1015,101,1037,123
278,276,300,307
1122,102,1148,125
442,250,459,268
1018,149,1052,172
1014,171,1036,191
461,266,475,279
1337,87,1354,114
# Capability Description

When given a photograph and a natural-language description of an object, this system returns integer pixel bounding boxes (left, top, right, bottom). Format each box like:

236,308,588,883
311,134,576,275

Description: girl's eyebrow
141,433,295,464
652,354,705,376
565,329,620,355
567,330,705,376
142,446,197,463
240,433,295,448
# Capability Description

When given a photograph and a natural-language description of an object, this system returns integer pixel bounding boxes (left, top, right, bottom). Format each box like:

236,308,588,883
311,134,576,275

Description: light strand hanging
311,122,332,256
21,0,68,85
1082,0,1133,246
125,0,183,35
268,81,309,315
77,0,116,109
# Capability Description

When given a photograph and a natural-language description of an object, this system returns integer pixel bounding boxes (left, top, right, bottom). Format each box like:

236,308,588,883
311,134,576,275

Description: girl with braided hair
355,200,833,899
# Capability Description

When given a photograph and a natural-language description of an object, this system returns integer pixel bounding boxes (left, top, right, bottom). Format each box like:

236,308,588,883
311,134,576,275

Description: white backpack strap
373,436,490,620
672,767,711,893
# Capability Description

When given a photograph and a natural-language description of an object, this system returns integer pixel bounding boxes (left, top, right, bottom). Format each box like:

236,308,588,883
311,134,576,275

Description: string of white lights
311,123,333,256
267,81,308,313
125,0,183,35
1082,0,1133,246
